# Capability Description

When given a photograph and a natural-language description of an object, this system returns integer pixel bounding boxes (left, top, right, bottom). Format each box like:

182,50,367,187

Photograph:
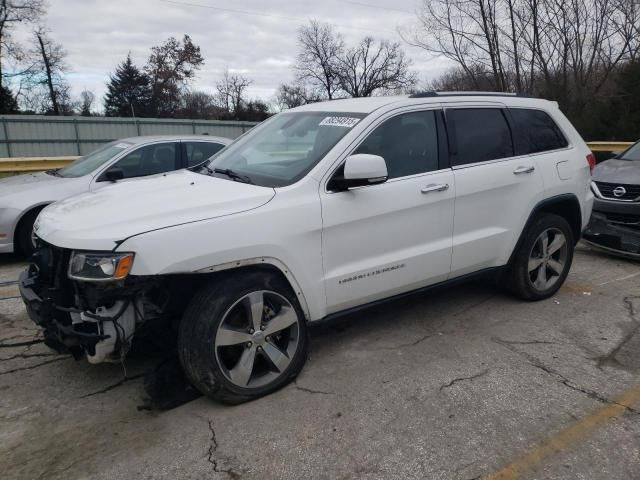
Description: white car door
320,108,455,314
446,105,546,276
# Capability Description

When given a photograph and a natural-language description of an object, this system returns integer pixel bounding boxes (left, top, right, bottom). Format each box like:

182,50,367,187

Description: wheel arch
13,203,50,245
508,193,582,266
195,257,312,320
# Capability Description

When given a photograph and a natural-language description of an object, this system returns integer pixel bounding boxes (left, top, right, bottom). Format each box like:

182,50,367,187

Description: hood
0,171,87,210
593,159,640,185
35,169,275,251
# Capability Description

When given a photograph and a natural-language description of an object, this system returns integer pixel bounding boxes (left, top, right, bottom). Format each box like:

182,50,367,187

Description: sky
13,0,452,110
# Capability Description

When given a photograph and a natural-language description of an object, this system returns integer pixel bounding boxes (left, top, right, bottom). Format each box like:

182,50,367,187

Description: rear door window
184,141,226,167
448,108,514,166
510,108,568,154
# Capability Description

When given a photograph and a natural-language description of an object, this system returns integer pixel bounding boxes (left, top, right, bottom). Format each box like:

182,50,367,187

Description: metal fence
0,115,258,158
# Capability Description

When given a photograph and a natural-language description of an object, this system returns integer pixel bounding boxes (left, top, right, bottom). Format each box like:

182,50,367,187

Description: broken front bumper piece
19,270,138,363
583,212,640,259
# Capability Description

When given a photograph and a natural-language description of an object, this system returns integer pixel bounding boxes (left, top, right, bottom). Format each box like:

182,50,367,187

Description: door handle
421,183,449,194
513,165,535,174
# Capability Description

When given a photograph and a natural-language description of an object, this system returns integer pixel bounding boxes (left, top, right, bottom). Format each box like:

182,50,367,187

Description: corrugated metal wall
0,115,258,157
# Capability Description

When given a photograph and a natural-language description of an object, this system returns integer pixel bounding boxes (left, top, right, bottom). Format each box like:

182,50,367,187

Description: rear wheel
178,272,308,404
506,213,574,300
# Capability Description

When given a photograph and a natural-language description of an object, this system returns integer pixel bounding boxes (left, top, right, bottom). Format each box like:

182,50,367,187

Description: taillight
586,152,596,173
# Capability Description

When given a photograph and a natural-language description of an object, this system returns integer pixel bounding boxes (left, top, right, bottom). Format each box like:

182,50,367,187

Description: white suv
20,93,594,403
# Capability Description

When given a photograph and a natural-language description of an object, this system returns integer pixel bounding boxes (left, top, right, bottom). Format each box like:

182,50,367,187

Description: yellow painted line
483,384,640,480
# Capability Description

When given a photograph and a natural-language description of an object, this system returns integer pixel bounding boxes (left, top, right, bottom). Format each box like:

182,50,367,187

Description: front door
320,109,455,314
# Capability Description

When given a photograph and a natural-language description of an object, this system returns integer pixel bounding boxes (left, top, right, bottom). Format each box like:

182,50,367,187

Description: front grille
605,213,640,225
595,181,640,201
30,243,73,297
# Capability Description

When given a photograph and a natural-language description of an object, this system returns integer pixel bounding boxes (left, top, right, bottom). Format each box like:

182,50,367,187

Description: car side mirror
103,167,125,183
329,154,388,192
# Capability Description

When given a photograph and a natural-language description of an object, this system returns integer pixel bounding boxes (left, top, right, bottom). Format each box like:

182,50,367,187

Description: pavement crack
0,352,60,361
294,380,334,395
0,357,67,376
492,336,640,415
79,373,145,398
207,420,241,479
439,369,489,391
0,338,44,348
494,338,562,346
376,332,436,350
596,296,639,370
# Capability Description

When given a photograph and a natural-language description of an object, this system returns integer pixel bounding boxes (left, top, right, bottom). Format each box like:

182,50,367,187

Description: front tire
506,213,574,301
178,272,308,404
15,209,41,257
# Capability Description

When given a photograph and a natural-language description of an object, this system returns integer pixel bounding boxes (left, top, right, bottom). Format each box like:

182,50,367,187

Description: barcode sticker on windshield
115,143,131,149
319,116,360,128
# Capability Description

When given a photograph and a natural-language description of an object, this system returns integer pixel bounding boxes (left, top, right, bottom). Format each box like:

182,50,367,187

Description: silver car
0,135,230,256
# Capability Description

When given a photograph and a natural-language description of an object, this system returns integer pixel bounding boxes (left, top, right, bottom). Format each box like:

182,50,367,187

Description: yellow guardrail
0,141,635,176
0,156,79,175
587,141,633,152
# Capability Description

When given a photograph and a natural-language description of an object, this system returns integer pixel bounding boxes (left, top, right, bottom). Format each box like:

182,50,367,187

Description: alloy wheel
214,290,301,389
528,227,568,291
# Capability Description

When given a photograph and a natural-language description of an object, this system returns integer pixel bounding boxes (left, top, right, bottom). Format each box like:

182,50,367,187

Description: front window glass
104,142,177,180
207,112,366,187
354,111,439,178
620,142,640,161
57,141,132,178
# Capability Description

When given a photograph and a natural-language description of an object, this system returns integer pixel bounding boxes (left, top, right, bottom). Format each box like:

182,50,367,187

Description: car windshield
56,141,133,178
207,111,366,187
619,142,640,161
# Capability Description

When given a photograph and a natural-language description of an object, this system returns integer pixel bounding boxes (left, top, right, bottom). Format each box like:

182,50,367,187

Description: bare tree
78,89,94,116
336,37,417,97
181,90,222,119
275,83,319,110
33,27,68,115
0,0,44,86
295,21,344,100
216,69,252,117
405,0,640,104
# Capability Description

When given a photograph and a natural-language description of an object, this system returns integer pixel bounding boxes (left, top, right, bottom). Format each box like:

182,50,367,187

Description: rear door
446,105,546,276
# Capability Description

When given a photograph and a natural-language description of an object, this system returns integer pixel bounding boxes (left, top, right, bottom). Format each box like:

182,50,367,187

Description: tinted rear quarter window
510,108,568,154
448,108,514,166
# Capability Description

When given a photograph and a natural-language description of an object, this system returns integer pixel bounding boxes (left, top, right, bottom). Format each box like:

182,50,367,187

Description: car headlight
68,251,135,281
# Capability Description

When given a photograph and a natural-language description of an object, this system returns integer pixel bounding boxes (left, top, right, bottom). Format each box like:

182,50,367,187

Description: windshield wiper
45,169,61,177
213,168,253,184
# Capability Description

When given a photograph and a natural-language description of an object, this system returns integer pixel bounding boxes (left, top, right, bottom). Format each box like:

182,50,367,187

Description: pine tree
104,54,152,117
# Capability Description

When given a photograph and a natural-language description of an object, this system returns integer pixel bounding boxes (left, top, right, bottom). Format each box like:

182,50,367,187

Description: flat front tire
506,213,574,301
178,272,308,404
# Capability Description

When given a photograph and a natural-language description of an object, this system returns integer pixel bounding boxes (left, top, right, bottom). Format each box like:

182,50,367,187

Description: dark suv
584,140,640,258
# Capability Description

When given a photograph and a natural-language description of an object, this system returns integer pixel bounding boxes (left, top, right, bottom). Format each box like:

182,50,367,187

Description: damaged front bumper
583,210,640,260
18,245,151,363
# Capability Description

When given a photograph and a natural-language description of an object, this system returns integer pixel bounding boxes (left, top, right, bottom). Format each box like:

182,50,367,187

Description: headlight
68,251,135,281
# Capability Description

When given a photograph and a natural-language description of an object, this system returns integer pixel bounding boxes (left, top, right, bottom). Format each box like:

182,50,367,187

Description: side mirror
103,167,125,183
329,154,388,191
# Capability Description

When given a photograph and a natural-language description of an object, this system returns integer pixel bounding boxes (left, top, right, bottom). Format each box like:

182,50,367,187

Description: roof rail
408,91,535,99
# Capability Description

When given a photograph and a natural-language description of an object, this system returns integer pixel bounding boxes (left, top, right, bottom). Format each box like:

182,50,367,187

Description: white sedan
0,134,230,256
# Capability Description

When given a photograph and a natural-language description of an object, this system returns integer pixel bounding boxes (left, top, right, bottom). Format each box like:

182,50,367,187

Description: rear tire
178,271,308,404
505,213,574,301
15,209,41,257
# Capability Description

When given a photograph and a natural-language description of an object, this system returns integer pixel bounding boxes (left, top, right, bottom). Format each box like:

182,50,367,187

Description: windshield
619,142,640,161
207,111,366,187
56,141,133,178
